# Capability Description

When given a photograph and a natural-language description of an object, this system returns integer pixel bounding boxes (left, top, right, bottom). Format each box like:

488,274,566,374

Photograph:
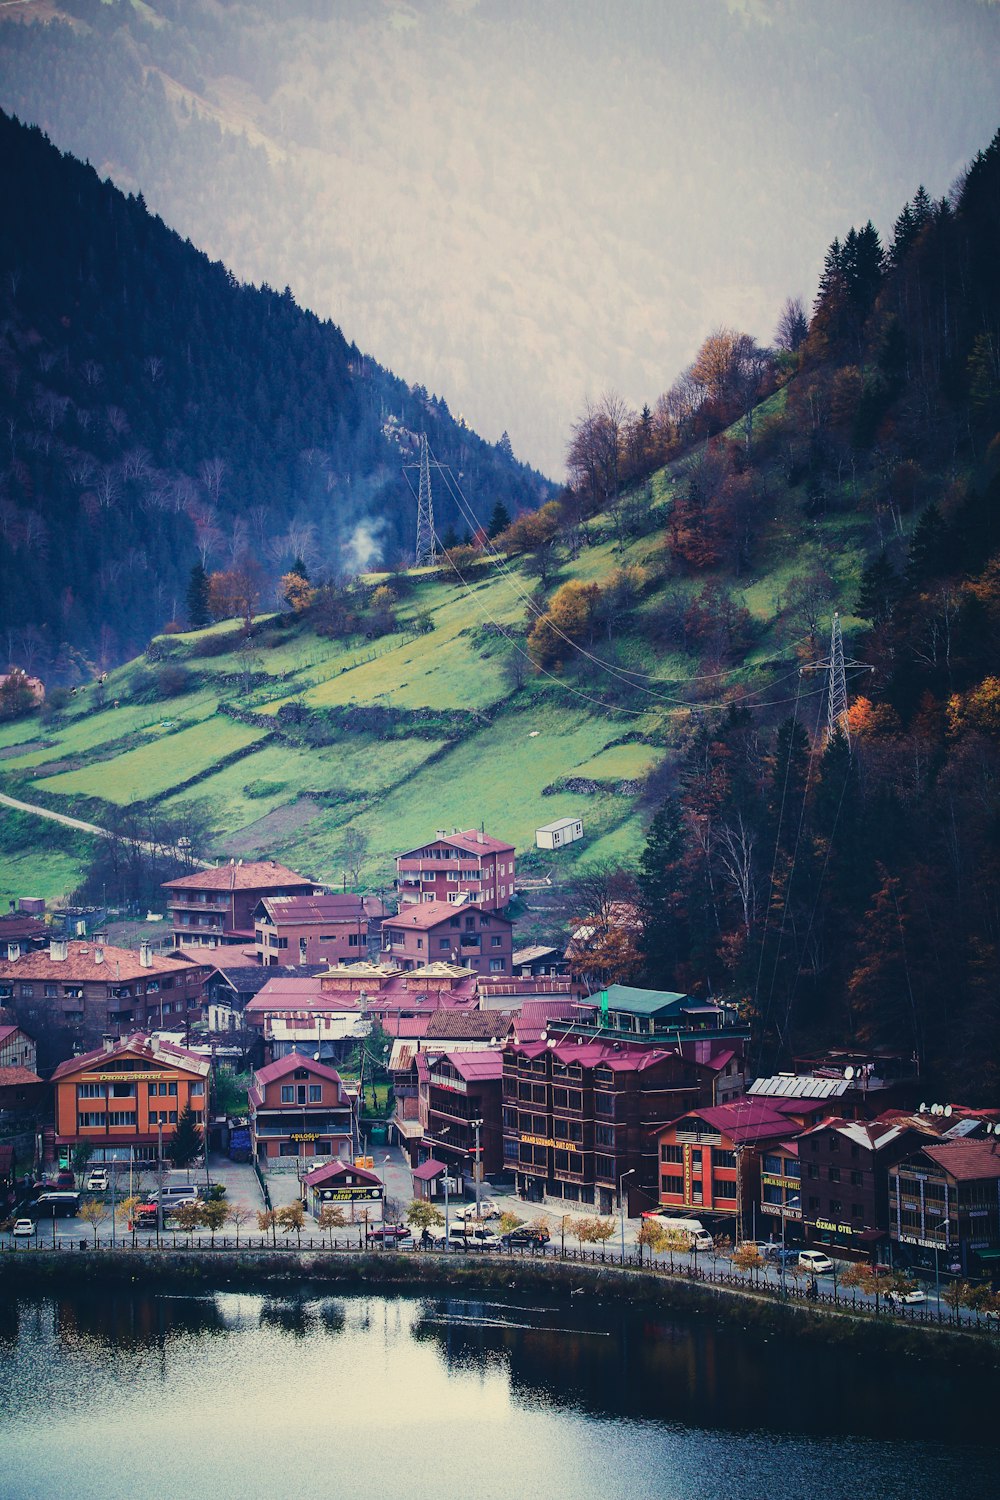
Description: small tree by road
166,1105,202,1170
256,1208,278,1247
317,1204,346,1246
200,1200,230,1247
172,1202,204,1244
637,1218,667,1267
731,1242,765,1285
277,1201,305,1247
228,1203,254,1246
80,1198,108,1246
120,1195,144,1247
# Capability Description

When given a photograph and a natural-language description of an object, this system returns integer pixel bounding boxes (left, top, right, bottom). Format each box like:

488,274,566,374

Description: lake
0,1285,994,1499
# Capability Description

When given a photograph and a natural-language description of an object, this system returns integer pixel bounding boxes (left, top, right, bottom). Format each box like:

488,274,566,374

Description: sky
1,0,998,476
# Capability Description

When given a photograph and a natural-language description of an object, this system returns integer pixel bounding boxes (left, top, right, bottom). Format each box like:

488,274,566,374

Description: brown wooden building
164,860,319,950
382,901,513,975
396,829,516,913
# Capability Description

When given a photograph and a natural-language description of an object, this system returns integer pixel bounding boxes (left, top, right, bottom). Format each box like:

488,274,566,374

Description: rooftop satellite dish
919,1102,928,1114
844,1066,856,1081
944,1105,953,1118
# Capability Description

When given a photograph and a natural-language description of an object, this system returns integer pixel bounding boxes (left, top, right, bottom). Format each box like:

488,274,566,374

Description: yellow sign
815,1218,854,1235
82,1072,169,1082
354,1155,374,1169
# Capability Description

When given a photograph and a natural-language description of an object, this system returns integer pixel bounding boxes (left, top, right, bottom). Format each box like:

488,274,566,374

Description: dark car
763,1245,799,1265
500,1226,551,1250
367,1224,413,1246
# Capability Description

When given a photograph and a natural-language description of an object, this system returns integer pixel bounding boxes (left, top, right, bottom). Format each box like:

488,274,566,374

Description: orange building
51,1032,211,1167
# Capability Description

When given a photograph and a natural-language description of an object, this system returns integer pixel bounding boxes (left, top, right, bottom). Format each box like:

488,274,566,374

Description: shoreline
2,1247,997,1371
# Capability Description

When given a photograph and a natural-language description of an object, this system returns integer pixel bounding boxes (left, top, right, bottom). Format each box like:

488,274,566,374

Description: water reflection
0,1286,994,1500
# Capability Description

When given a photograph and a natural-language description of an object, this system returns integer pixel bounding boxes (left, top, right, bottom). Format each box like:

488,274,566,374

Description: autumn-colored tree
846,864,922,1057
947,677,1000,739
281,571,316,613
256,1208,278,1247
207,556,262,627
527,579,600,669
277,1201,306,1247
172,1201,204,1242
317,1204,347,1245
80,1198,108,1245
200,1200,230,1246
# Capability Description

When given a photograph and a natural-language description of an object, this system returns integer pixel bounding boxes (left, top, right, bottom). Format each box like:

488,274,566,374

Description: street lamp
378,1153,391,1247
438,1125,452,1250
470,1117,484,1219
619,1168,635,1262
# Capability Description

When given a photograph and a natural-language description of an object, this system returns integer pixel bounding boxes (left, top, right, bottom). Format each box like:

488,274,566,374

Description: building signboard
815,1218,854,1235
522,1133,578,1152
318,1186,382,1203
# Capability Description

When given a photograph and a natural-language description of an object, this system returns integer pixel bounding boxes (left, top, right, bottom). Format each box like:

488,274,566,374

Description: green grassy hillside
0,439,871,906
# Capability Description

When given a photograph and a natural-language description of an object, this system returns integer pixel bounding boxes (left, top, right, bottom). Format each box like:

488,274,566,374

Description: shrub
155,664,193,698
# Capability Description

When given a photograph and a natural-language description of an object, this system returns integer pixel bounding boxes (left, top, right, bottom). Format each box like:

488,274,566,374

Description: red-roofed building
253,892,387,967
0,939,209,1058
51,1032,210,1167
416,1048,504,1188
888,1137,1000,1280
503,1038,719,1216
382,900,513,975
243,976,368,1065
300,1158,383,1219
248,1053,356,1166
0,1022,37,1075
163,860,320,950
654,1096,837,1235
396,829,516,912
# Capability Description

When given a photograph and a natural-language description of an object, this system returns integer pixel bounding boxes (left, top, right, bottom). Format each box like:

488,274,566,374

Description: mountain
0,108,550,675
2,122,999,1100
1,0,997,475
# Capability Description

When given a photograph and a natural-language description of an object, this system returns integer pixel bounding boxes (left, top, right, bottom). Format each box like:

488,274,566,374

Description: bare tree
774,296,809,353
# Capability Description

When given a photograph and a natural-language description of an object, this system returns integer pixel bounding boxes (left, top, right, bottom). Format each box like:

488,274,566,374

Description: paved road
0,790,213,867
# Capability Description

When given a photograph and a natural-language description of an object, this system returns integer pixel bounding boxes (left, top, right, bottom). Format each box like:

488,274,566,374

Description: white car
85,1170,109,1193
11,1218,36,1237
798,1250,834,1274
886,1287,927,1305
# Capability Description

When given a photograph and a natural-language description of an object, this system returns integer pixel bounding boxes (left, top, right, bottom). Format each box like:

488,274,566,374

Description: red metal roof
412,1158,447,1180
303,1160,380,1188
254,1054,345,1088
383,900,511,932
164,861,316,893
398,831,515,859
919,1140,1000,1181
0,941,206,984
436,1050,503,1081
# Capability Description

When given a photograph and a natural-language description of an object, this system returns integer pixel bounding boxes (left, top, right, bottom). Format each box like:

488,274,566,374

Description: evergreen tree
186,563,210,630
856,551,902,625
496,431,514,461
440,522,460,551
636,796,688,986
487,501,511,538
907,504,952,583
291,555,309,580
166,1103,203,1169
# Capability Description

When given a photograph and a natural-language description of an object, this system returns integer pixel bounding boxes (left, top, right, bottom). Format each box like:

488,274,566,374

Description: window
191,1081,204,1096
714,1179,737,1199
489,959,505,972
78,1112,103,1127
807,1162,819,1179
416,939,423,949
19,984,33,998
828,1167,840,1183
77,1083,102,1099
660,1144,683,1164
44,984,58,998
595,1125,615,1147
308,1085,322,1103
712,1148,736,1170
595,1094,614,1116
491,935,503,947
281,1085,294,1103
297,1087,307,1105
850,1169,863,1187
111,1082,136,1098
439,938,451,950
108,1111,137,1127
168,1082,177,1097
594,1154,615,1180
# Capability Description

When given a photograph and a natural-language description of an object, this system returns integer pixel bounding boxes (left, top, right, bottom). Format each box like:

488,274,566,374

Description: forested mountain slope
2,121,999,1101
0,110,548,674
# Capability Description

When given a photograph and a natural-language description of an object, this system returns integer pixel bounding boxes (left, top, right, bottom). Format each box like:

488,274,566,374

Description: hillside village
2,823,1000,1304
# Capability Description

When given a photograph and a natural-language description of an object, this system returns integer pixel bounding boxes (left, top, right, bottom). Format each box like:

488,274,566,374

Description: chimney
436,829,446,840
102,1033,115,1054
477,829,484,843
50,938,68,962
94,945,104,965
6,942,20,963
139,941,153,968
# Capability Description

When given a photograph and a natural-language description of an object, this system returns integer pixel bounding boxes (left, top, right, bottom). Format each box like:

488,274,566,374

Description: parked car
763,1244,799,1265
11,1218,36,1237
449,1224,500,1250
500,1226,551,1249
85,1170,109,1193
798,1250,834,1274
886,1287,927,1305
367,1224,413,1246
148,1185,201,1206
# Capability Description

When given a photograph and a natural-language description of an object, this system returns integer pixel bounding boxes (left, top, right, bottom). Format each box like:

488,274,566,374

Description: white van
658,1217,714,1252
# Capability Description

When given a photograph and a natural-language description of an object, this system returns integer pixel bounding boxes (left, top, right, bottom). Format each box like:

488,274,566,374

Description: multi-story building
502,1038,718,1215
164,860,319,950
382,901,513,976
248,1053,356,1166
0,1021,36,1073
654,1096,836,1235
51,1032,210,1167
888,1138,1000,1280
0,939,209,1059
253,892,387,967
416,1049,504,1192
243,974,369,1065
396,829,516,912
796,1116,924,1259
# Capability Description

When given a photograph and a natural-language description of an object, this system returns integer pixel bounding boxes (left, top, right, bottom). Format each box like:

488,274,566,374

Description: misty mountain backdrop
0,109,549,672
1,0,997,475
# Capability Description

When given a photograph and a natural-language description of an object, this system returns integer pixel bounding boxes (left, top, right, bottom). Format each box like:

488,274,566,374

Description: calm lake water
0,1285,995,1500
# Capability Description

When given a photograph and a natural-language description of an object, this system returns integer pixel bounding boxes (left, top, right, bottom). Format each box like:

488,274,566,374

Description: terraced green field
0,442,873,901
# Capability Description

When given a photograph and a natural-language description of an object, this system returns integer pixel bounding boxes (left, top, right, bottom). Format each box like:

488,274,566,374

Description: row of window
76,1080,202,1100
279,1085,324,1103
17,979,177,998
805,1164,865,1185
660,1172,738,1199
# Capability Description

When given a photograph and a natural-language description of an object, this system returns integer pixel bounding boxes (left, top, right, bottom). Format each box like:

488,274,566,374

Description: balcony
168,898,229,913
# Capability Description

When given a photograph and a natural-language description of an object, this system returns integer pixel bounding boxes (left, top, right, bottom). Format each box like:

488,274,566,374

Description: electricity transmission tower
412,434,439,567
800,612,873,752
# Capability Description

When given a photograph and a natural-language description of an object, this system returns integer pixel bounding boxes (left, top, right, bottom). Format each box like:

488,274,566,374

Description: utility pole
470,1118,483,1218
